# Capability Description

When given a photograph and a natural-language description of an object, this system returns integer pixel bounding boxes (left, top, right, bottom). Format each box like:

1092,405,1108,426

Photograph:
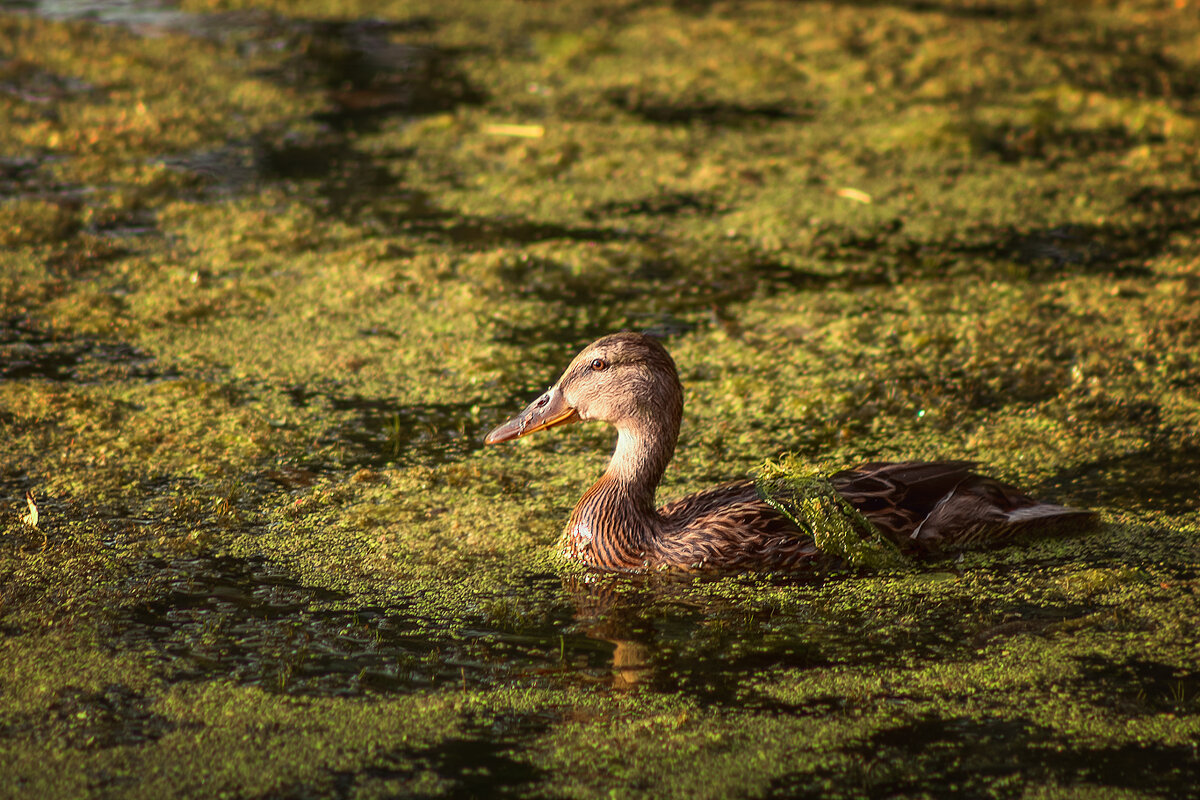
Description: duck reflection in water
559,570,828,692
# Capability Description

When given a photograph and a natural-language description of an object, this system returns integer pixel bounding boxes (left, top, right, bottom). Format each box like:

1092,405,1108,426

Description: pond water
2,0,1199,797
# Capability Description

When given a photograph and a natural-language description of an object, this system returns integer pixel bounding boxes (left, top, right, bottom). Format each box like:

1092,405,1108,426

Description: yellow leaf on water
482,123,545,138
835,187,873,204
21,490,38,528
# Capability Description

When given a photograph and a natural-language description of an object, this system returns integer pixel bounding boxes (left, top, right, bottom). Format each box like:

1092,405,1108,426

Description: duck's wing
831,461,1096,551
658,480,825,570
829,461,976,542
658,479,761,520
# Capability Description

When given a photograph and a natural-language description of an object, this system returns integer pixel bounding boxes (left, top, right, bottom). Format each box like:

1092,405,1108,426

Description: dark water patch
1072,656,1200,716
560,571,1101,703
795,220,964,285
305,714,549,800
400,213,645,249
483,253,726,350
0,172,155,255
334,398,481,468
3,0,479,134
1039,446,1200,514
275,384,507,470
487,310,638,364
401,726,546,800
149,14,479,134
571,578,832,702
85,208,159,242
645,631,829,706
100,544,1189,721
800,218,1134,284
484,249,894,352
579,612,828,701
0,51,102,105
304,393,530,469
799,182,1200,282
737,252,907,297
1127,185,1200,227
171,141,643,241
161,145,262,196
960,119,1158,164
282,382,321,409
850,716,1055,799
968,616,1058,647
889,0,1038,19
695,0,1028,17
543,572,837,699
0,684,180,750
1055,742,1200,795
111,552,1098,707
116,557,612,697
21,6,481,213
259,465,322,491
5,0,483,133
949,223,1152,278
768,714,1200,798
272,19,483,131
801,0,1039,20
193,16,482,219
0,156,41,190
671,0,1039,20
169,134,411,218
584,191,726,221
1033,23,1200,104
492,253,645,307
489,316,621,348
259,135,400,216
606,86,813,128
1021,184,1200,276
0,317,171,383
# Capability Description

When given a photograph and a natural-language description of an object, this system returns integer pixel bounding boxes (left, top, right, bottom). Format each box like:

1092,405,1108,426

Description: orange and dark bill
485,387,579,444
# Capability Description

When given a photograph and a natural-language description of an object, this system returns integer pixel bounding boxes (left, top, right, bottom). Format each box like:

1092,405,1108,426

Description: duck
484,331,1095,572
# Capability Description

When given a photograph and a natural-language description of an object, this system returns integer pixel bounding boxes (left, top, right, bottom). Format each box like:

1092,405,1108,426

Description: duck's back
652,462,1096,569
830,461,1097,551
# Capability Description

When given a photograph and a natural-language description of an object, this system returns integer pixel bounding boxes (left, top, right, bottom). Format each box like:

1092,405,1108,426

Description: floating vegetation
756,456,906,570
1,0,1198,797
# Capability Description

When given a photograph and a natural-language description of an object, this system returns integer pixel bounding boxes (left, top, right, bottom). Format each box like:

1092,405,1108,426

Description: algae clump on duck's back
756,456,907,570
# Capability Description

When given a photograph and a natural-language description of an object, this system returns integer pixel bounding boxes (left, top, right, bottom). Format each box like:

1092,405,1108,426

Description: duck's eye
590,358,608,372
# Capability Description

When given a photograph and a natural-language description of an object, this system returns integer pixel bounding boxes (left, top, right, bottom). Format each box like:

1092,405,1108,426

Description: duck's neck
605,415,679,507
564,411,680,569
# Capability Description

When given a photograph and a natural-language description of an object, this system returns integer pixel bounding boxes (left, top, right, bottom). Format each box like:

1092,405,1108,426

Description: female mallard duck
485,332,1094,572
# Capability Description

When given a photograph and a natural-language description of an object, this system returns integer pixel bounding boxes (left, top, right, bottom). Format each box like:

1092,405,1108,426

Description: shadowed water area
2,0,1199,798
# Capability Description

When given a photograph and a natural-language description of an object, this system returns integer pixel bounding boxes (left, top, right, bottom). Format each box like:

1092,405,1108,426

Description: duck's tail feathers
915,488,1099,551
832,461,1099,553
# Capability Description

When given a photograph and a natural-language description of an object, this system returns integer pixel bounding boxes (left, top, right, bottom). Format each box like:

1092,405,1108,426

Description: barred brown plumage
485,332,1097,572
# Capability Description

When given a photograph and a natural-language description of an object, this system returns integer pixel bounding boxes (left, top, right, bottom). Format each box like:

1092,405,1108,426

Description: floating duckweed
755,456,906,570
2,1,1199,797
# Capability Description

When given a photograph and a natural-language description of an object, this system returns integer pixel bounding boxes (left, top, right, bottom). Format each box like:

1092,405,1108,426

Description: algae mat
1,0,1199,797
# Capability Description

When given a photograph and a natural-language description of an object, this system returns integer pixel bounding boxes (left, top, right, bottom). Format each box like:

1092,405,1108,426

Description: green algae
756,455,906,569
2,0,1200,797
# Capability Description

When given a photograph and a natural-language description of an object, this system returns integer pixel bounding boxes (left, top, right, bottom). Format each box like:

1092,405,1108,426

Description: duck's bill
485,388,579,444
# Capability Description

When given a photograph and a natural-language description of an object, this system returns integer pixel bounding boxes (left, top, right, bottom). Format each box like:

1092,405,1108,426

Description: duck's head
485,332,683,445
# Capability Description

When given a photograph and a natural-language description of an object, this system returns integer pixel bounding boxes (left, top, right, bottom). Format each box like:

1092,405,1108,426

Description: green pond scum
0,0,1198,796
756,456,906,570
